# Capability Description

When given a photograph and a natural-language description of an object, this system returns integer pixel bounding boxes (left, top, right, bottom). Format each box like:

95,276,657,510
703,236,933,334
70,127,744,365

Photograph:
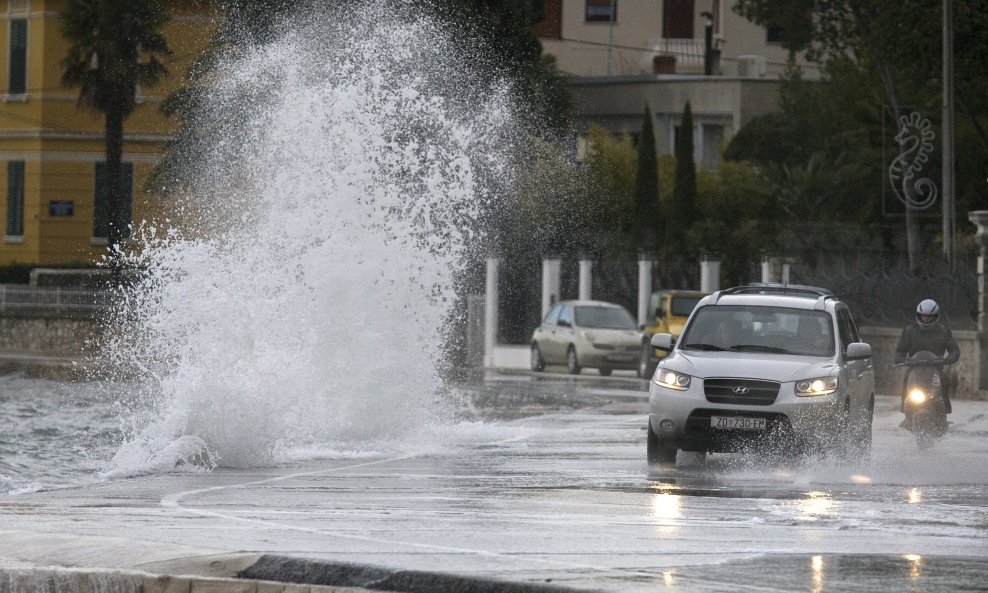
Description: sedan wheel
530,344,545,372
566,347,581,375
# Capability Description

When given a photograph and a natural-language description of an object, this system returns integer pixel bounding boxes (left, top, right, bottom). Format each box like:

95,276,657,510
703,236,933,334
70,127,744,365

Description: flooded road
0,371,986,591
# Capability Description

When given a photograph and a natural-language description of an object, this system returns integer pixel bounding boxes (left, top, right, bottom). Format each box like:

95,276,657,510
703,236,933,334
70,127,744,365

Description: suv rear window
680,305,835,357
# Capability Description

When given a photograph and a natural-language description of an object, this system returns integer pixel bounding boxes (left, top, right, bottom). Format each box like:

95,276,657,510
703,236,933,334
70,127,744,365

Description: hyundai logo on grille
733,386,750,395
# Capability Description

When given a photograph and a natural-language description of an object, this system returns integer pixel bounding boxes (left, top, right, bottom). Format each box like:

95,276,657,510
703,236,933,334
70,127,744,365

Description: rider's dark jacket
894,322,960,365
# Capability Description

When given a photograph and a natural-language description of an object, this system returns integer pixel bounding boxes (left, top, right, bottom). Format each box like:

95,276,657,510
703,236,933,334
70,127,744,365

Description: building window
93,162,133,239
765,7,813,45
585,0,616,22
6,161,24,236
534,0,563,38
8,19,27,95
663,0,694,39
701,124,723,170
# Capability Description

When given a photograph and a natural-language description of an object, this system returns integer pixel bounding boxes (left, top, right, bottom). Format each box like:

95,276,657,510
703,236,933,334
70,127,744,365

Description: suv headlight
654,370,691,391
795,376,838,397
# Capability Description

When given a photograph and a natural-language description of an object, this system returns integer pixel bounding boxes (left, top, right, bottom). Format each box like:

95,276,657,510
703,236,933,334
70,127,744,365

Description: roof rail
718,283,834,298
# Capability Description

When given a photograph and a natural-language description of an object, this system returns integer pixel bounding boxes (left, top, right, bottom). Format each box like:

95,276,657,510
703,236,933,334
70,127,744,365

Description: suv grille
704,378,780,406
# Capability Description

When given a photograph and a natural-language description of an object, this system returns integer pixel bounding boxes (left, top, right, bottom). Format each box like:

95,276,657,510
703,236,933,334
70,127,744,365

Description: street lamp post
701,11,714,75
943,0,956,268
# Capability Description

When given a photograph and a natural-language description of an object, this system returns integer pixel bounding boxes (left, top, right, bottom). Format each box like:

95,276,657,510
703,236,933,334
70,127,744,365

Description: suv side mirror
558,319,571,328
650,333,673,350
845,342,871,360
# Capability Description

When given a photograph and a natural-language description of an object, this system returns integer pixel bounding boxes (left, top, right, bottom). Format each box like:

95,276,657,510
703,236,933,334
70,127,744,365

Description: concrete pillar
761,256,793,284
541,257,561,318
484,258,499,368
700,256,721,293
578,258,593,301
637,254,654,327
968,211,988,389
761,257,772,283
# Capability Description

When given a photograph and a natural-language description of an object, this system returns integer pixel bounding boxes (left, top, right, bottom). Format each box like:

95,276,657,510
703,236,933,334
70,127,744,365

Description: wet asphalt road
0,370,986,592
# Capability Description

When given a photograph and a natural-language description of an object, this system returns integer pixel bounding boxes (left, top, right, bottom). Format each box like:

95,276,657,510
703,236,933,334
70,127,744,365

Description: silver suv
647,284,875,466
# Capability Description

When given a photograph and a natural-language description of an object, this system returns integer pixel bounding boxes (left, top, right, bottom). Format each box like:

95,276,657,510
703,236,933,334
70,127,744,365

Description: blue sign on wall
48,200,74,217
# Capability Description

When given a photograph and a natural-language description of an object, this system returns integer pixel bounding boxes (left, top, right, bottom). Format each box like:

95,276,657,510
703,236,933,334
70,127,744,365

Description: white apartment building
536,1,820,168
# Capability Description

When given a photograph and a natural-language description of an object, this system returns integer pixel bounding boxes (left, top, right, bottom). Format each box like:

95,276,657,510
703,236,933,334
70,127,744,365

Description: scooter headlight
908,389,927,404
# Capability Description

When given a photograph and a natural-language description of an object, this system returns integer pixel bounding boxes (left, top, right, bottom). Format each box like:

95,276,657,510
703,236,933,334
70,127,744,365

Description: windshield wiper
682,343,725,351
728,344,792,354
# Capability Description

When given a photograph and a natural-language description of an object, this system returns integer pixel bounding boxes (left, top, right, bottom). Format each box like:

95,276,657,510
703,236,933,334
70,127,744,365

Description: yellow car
638,290,709,378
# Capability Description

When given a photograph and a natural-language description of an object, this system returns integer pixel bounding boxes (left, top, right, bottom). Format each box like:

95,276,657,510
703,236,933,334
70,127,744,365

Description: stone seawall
0,314,104,380
859,326,986,401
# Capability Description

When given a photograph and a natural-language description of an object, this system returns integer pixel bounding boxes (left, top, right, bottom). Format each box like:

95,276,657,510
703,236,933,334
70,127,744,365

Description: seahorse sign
889,111,938,211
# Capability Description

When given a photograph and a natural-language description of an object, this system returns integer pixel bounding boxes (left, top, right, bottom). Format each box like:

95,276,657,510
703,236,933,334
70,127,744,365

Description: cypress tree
669,102,697,258
633,105,661,253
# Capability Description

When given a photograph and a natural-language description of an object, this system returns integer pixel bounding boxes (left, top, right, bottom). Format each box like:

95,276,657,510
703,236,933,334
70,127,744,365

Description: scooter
895,350,949,449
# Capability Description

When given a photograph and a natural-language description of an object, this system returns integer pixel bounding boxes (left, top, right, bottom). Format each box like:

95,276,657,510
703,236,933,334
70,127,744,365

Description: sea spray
102,1,519,474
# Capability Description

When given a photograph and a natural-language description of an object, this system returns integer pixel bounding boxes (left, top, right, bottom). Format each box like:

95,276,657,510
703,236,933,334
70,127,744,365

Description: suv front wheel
647,421,677,466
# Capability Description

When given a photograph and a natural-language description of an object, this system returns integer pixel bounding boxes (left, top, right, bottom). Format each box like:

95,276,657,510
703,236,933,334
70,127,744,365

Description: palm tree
60,0,170,280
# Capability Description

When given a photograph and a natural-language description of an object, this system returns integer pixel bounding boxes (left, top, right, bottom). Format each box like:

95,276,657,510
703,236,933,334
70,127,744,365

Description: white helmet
916,299,940,328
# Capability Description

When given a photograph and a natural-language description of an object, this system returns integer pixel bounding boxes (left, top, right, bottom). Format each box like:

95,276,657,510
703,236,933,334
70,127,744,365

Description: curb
0,566,369,593
240,555,597,593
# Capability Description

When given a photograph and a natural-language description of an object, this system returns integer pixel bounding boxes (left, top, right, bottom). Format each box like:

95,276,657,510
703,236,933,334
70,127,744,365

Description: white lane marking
159,415,663,578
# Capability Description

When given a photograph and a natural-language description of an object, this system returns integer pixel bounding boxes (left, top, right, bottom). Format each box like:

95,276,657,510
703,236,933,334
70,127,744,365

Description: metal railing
0,285,116,316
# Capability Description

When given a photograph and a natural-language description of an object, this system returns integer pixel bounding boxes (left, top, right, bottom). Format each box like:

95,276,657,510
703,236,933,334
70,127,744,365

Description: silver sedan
530,300,641,375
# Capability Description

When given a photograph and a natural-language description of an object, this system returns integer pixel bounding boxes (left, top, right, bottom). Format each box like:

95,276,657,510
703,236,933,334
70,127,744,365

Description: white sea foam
102,1,518,475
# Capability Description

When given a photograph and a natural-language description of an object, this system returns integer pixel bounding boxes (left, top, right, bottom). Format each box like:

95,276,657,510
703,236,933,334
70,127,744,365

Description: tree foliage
732,0,988,267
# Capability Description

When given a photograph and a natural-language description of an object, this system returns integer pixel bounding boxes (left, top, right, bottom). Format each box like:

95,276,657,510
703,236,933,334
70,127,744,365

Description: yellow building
0,0,215,267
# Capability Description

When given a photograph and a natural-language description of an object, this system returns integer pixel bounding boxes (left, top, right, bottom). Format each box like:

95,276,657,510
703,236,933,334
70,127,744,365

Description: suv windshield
575,306,637,330
680,305,835,357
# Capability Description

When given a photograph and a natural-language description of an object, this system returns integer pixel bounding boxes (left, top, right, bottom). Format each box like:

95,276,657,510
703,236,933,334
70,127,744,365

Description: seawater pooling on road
2,373,987,592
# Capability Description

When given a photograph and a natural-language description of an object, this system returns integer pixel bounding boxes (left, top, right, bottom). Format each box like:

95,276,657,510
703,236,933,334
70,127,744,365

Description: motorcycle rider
894,299,960,412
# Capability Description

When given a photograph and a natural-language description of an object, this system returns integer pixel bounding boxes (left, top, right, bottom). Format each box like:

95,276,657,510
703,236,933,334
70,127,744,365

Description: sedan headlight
795,376,839,397
654,370,691,391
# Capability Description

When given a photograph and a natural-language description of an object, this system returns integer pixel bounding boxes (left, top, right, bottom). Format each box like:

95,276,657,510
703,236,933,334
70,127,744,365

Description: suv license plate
711,416,767,430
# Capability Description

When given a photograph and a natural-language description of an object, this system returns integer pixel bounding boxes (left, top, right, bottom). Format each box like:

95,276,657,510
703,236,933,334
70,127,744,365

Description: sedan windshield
670,296,703,317
574,306,637,330
680,305,835,357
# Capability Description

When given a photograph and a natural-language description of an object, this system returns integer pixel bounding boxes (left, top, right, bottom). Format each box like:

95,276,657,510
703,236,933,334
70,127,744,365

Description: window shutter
9,19,27,95
6,161,24,236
